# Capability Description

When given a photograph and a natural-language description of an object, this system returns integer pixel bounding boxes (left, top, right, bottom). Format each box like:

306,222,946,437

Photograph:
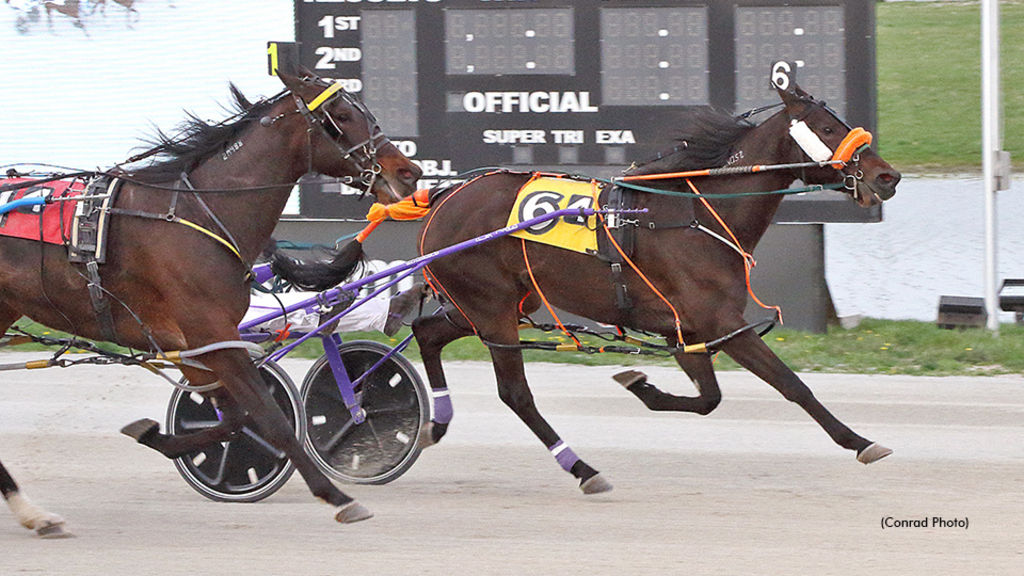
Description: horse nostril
400,167,421,184
873,171,900,200
878,171,900,187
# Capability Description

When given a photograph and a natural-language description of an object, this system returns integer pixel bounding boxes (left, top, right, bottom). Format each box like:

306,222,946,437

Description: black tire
301,340,428,484
166,360,305,503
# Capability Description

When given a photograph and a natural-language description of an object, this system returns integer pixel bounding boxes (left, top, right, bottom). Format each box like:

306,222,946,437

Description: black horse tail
267,239,365,291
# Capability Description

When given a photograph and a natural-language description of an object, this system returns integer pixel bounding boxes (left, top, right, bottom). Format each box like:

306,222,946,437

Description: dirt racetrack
2,353,1022,575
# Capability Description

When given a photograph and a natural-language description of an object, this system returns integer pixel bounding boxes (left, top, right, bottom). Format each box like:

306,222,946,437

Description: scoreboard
291,0,880,223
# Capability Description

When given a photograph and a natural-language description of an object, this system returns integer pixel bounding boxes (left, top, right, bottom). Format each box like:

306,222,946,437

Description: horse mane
131,84,277,182
624,108,756,177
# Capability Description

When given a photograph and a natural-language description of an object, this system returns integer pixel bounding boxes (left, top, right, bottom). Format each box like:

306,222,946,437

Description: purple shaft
341,206,624,294
242,206,641,340
251,263,274,284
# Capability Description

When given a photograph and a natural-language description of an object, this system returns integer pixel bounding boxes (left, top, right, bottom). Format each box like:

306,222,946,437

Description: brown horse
412,86,900,494
0,70,421,537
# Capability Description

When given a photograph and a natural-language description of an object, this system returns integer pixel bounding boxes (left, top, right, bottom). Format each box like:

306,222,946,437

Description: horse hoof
857,442,893,464
612,370,647,390
580,473,613,495
120,418,160,442
36,522,74,539
334,501,373,524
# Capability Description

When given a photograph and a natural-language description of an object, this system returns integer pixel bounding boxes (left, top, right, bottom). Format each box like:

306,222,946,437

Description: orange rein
684,178,782,322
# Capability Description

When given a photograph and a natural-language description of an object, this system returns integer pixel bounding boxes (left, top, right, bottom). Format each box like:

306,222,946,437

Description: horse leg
120,389,249,459
486,338,612,494
719,330,892,464
196,348,371,522
0,309,70,537
1,459,70,538
411,313,472,447
613,351,722,415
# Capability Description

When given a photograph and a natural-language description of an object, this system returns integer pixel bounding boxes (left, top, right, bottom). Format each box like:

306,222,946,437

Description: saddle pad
0,178,82,245
506,176,603,254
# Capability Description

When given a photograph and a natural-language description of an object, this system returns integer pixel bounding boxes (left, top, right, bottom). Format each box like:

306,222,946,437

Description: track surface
2,354,1022,575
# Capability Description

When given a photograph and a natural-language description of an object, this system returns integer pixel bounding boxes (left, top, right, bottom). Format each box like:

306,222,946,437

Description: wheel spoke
364,418,387,455
240,426,287,459
363,402,417,417
321,418,357,453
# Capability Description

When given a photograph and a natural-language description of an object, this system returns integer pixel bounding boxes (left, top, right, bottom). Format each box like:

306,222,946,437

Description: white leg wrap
7,492,65,532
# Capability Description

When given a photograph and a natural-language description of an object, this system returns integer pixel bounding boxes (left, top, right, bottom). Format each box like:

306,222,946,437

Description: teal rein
605,178,846,198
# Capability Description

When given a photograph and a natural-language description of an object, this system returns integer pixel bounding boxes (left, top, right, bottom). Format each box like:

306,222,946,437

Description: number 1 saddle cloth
0,177,82,245
0,175,120,264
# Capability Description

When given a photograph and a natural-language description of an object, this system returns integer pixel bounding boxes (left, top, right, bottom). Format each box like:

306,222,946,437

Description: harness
68,175,123,342
293,80,391,197
415,103,875,356
599,101,875,326
0,79,390,384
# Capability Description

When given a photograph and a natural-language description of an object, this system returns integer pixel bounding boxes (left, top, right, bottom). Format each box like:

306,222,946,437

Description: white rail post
981,0,1006,332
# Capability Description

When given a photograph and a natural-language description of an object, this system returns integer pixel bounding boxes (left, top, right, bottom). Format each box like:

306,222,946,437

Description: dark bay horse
1,71,421,536
412,86,900,494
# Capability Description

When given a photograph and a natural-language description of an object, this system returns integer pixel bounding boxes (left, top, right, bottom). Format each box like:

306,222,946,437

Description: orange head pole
355,220,381,243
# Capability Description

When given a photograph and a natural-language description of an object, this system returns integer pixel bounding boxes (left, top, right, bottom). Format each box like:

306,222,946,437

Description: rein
612,179,845,198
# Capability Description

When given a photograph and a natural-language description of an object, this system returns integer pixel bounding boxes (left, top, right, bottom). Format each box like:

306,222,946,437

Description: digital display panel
445,9,575,76
294,0,879,224
600,7,709,106
735,6,846,115
361,10,418,137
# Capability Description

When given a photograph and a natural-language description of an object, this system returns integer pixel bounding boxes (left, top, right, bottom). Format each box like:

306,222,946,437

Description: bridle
290,79,391,197
786,99,874,193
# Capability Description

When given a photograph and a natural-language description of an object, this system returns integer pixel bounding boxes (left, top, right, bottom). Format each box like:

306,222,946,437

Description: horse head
276,70,421,204
778,85,900,207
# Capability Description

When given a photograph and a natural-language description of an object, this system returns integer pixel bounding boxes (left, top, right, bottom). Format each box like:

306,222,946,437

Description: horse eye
822,126,835,135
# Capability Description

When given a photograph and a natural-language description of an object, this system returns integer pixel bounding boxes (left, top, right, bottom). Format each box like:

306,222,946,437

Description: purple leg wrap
549,440,580,472
431,387,453,424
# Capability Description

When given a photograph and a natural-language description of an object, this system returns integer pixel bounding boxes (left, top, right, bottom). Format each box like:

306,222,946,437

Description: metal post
981,0,1001,332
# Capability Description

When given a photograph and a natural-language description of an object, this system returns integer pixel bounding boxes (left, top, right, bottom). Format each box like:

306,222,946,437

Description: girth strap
84,260,119,343
601,185,636,314
72,175,120,343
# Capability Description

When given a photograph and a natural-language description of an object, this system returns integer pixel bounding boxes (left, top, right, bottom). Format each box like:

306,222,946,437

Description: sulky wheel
166,359,305,503
301,340,428,484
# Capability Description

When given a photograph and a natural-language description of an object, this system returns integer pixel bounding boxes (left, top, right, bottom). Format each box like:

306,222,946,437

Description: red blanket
0,178,83,245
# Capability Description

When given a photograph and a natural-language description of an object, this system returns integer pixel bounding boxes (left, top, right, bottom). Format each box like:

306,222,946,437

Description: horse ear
777,82,812,116
277,68,303,92
776,84,800,107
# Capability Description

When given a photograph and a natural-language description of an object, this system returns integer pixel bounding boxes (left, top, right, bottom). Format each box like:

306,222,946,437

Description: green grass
710,318,1024,376
277,318,1024,377
9,316,1023,377
877,1,1024,171
5,4,1022,378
